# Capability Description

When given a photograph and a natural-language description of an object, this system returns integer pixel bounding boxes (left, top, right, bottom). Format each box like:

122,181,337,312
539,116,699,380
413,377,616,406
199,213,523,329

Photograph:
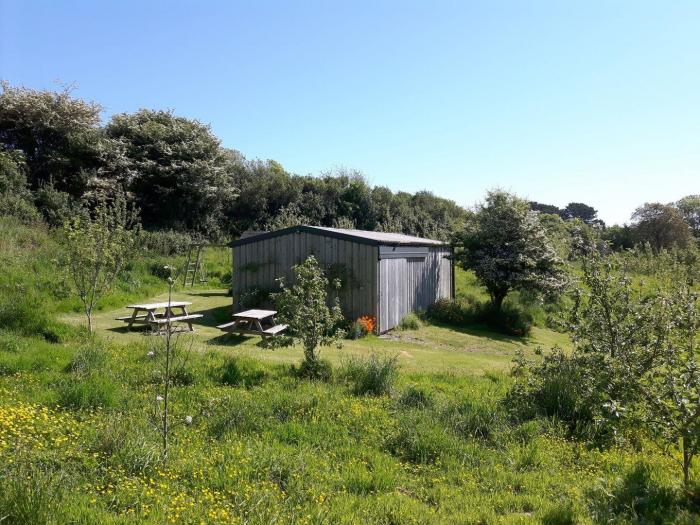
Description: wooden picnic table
216,309,288,339
116,301,202,332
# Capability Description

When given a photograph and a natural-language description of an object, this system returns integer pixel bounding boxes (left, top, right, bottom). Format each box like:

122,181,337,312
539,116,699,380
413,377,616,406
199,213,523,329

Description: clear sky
1,1,699,224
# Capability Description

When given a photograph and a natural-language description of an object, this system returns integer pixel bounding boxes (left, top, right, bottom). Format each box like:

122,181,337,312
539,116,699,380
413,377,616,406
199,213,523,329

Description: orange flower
357,315,376,334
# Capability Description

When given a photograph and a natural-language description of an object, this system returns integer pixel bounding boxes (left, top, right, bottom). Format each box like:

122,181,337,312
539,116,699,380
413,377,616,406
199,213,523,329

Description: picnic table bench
116,301,203,332
217,309,288,339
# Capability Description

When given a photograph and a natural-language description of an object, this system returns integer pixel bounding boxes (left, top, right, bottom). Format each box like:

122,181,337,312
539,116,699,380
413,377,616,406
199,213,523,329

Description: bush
398,313,421,330
505,349,609,442
141,229,194,256
426,297,533,336
342,354,398,396
215,357,267,388
345,320,368,340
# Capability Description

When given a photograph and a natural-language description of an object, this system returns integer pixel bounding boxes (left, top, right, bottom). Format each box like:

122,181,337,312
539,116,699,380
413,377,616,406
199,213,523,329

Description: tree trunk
492,290,507,310
87,310,93,333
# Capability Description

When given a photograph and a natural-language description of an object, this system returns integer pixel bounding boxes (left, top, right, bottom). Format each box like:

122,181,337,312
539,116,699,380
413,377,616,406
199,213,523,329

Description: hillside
1,219,697,524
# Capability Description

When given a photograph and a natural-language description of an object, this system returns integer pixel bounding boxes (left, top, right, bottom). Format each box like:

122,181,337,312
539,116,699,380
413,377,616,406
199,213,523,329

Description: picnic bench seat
149,314,203,325
217,309,288,339
115,314,151,321
262,324,288,336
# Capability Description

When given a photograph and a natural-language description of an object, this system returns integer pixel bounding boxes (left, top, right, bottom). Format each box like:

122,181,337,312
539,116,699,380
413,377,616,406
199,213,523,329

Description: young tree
454,190,567,309
273,256,345,378
639,284,700,486
149,266,194,457
61,194,140,332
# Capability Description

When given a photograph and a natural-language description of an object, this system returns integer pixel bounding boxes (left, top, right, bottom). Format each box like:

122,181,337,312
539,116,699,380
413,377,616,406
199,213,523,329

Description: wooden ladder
183,244,206,286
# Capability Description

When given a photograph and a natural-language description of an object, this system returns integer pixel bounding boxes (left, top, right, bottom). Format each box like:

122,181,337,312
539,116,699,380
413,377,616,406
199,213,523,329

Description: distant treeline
0,82,698,250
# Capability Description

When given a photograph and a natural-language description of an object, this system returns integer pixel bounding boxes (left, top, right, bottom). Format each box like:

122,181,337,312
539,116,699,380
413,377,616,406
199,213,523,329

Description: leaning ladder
183,244,206,286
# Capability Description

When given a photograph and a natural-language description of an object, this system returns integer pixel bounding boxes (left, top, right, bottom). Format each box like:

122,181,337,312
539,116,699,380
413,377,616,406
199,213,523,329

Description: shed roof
230,225,447,247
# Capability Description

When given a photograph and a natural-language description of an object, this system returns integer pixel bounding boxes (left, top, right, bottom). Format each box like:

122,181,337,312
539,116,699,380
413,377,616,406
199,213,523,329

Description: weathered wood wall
378,247,452,333
233,231,378,321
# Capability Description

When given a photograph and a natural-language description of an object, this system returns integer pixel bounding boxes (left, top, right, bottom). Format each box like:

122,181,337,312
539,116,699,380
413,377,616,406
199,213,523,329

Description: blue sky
2,1,699,224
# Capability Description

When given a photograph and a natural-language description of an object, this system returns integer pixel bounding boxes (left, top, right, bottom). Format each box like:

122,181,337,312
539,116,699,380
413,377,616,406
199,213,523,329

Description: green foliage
632,202,692,252
61,193,140,331
345,320,368,340
55,374,119,409
397,312,421,330
342,354,398,396
397,385,434,409
273,255,345,369
0,149,39,223
215,357,267,388
454,190,567,309
292,357,334,382
426,297,534,336
0,462,63,525
105,109,237,237
0,82,103,197
141,229,195,256
676,194,700,238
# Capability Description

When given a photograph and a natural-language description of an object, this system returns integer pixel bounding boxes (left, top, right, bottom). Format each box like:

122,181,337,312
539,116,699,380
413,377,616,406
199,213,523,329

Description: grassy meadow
1,218,697,524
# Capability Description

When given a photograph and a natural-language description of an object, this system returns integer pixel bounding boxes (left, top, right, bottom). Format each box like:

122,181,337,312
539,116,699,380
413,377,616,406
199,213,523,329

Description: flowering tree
453,190,566,310
273,256,345,377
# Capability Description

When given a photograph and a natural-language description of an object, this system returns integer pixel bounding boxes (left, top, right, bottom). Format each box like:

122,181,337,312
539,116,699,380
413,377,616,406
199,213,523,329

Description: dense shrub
426,298,533,336
141,229,194,256
342,354,398,396
505,349,606,442
398,312,421,330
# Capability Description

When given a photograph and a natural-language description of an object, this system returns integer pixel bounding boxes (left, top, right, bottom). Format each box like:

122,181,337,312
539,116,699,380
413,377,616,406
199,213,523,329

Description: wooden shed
230,225,454,333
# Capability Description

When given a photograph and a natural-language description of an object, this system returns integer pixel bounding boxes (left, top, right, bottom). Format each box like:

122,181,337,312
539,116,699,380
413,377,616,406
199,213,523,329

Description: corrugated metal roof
230,225,447,247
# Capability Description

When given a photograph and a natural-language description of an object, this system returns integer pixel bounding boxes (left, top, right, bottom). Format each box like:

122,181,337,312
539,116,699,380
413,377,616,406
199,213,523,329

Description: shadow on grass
426,321,530,345
192,304,232,328
207,333,268,347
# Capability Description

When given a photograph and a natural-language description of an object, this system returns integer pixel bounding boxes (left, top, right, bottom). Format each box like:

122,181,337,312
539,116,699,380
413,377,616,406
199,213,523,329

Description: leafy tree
0,82,103,196
273,256,345,377
602,224,635,251
529,201,562,216
676,195,700,238
632,203,691,253
61,194,140,332
105,109,236,236
0,149,39,222
639,283,700,486
562,202,600,225
454,190,567,309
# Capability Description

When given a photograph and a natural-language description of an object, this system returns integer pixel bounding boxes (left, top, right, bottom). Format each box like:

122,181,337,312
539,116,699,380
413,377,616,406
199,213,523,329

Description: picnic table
216,309,288,339
116,301,203,332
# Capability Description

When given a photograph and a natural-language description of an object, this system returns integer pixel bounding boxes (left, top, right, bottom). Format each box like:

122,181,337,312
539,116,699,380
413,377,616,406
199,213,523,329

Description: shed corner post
375,245,381,335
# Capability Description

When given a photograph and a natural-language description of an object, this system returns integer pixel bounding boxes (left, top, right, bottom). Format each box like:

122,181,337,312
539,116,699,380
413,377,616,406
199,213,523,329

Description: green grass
0,219,698,524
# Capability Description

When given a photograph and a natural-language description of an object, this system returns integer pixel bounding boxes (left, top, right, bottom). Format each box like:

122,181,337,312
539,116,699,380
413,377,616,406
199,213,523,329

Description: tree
676,195,700,238
639,283,700,486
0,149,39,222
149,265,194,457
632,203,691,252
454,190,567,309
0,82,103,196
273,256,345,378
61,194,140,332
562,202,599,225
529,201,562,216
105,109,236,236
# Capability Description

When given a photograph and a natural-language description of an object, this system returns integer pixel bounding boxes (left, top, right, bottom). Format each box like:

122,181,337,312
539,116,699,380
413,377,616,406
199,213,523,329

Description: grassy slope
1,220,696,524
